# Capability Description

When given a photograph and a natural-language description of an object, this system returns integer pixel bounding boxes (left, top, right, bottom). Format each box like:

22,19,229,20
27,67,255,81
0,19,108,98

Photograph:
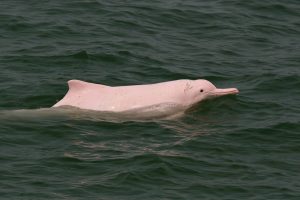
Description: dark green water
1,0,300,199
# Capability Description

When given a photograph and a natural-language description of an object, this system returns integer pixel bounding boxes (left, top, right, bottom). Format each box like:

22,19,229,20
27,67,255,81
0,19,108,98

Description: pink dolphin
52,79,239,112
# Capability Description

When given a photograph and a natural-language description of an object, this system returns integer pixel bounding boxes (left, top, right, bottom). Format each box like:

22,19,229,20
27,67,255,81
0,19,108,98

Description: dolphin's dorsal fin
68,80,90,91
67,80,108,92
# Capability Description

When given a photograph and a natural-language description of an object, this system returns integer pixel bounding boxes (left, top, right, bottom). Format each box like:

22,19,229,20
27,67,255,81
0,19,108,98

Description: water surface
0,0,299,199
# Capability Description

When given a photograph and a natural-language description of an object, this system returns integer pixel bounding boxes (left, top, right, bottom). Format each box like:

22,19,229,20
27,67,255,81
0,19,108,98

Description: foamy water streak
0,102,186,122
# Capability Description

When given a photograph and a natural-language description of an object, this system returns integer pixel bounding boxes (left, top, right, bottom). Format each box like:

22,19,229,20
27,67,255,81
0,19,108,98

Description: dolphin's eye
200,89,204,93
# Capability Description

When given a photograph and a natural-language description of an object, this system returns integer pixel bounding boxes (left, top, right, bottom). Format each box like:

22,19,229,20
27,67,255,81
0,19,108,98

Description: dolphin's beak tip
228,88,239,95
233,88,239,94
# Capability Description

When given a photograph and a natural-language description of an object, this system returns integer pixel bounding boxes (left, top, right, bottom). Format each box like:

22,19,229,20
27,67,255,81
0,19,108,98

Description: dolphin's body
53,79,239,114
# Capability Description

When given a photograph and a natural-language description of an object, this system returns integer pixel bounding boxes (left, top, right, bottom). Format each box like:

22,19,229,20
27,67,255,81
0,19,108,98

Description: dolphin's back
53,79,189,111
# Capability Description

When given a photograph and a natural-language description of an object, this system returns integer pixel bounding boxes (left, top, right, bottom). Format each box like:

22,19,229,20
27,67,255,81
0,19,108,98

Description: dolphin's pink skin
53,79,239,112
